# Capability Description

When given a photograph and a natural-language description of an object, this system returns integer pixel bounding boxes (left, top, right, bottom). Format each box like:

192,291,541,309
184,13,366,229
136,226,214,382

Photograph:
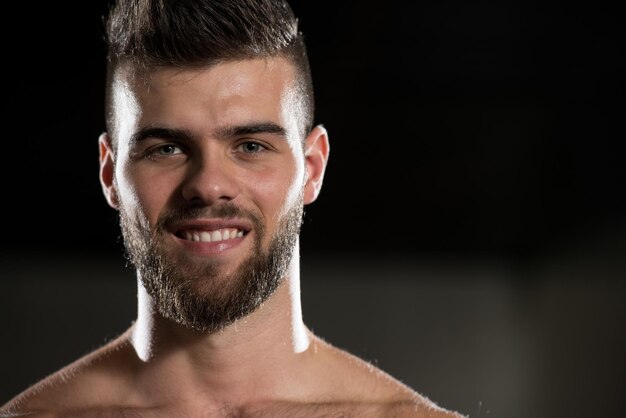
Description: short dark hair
103,0,314,142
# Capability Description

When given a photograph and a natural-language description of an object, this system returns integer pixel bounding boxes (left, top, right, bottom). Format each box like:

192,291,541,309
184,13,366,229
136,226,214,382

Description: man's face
102,58,319,332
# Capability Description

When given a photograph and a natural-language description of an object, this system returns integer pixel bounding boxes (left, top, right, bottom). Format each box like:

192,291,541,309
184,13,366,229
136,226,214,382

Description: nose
181,152,240,205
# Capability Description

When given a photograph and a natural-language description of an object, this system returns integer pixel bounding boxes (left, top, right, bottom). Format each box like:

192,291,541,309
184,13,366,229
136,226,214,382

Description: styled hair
103,0,314,141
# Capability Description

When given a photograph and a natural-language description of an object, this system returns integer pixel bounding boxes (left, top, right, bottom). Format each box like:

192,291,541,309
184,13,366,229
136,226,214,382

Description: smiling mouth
176,228,246,243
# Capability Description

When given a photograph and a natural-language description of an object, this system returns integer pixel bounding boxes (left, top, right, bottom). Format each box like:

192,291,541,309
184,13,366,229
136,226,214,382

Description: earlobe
303,124,330,205
98,132,119,209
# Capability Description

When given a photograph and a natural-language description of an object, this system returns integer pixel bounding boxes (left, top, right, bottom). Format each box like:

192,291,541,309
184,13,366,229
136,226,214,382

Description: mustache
156,203,260,230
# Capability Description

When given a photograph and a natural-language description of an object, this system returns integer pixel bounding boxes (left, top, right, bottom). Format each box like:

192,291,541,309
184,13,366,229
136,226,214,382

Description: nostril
180,164,240,204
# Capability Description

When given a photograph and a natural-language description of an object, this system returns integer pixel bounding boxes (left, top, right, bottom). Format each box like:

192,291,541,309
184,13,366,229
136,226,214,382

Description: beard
118,196,303,334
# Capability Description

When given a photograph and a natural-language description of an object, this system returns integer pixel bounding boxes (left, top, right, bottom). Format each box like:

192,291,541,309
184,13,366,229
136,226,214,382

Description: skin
1,57,465,418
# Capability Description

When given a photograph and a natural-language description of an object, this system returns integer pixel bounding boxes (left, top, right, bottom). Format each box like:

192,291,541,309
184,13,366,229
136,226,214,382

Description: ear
303,124,330,205
99,132,119,209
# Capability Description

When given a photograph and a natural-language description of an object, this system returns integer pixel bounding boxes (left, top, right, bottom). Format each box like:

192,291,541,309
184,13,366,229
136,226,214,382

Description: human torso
16,400,449,418
2,333,462,418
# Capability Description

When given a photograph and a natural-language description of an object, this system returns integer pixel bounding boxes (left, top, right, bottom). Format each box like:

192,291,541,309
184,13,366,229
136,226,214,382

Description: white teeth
183,228,244,243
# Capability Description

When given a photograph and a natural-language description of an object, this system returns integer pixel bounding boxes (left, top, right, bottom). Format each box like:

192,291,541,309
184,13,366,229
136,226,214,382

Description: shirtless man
1,1,465,417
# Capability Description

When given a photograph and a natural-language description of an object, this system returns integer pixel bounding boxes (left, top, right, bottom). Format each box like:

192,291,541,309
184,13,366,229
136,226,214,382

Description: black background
2,1,625,417
2,0,624,262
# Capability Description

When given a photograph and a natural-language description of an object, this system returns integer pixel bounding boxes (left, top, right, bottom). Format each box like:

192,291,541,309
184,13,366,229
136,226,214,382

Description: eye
237,141,267,154
153,144,183,156
144,143,184,159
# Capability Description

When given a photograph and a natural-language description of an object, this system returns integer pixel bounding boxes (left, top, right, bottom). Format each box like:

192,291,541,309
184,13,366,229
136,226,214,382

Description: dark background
1,1,625,417
1,0,624,260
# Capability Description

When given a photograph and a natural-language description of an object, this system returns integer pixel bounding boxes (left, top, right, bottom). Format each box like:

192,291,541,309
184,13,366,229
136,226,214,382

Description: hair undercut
103,0,314,143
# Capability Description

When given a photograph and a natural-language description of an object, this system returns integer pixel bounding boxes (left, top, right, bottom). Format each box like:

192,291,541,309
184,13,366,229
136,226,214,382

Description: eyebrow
129,122,287,145
129,127,195,145
216,122,287,139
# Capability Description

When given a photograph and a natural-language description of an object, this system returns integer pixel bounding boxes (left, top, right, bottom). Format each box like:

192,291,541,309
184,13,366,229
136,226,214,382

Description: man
2,1,464,417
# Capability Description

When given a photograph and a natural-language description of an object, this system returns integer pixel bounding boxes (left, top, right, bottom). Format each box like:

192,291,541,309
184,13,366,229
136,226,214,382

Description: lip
169,218,252,255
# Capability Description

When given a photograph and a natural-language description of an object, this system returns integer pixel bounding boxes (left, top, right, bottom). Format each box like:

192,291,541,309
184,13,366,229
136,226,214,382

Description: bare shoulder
0,332,135,418
246,398,466,418
1,364,79,417
377,399,467,417
309,336,466,418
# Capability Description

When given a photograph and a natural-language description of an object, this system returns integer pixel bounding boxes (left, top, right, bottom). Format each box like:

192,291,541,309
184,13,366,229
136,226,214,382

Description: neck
129,242,313,402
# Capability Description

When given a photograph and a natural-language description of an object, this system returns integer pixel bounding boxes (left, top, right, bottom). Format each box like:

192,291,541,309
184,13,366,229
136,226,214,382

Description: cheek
250,159,305,222
114,163,139,209
115,162,171,226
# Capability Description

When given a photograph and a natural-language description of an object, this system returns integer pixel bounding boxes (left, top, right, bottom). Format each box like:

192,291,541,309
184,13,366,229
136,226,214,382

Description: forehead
110,57,301,141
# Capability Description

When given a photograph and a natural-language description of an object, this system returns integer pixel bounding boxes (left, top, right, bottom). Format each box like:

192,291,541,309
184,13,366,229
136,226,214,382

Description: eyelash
141,140,269,160
142,143,184,159
236,141,268,154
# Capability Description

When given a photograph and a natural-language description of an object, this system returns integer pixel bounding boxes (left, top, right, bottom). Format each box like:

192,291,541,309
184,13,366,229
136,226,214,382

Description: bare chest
60,401,411,418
